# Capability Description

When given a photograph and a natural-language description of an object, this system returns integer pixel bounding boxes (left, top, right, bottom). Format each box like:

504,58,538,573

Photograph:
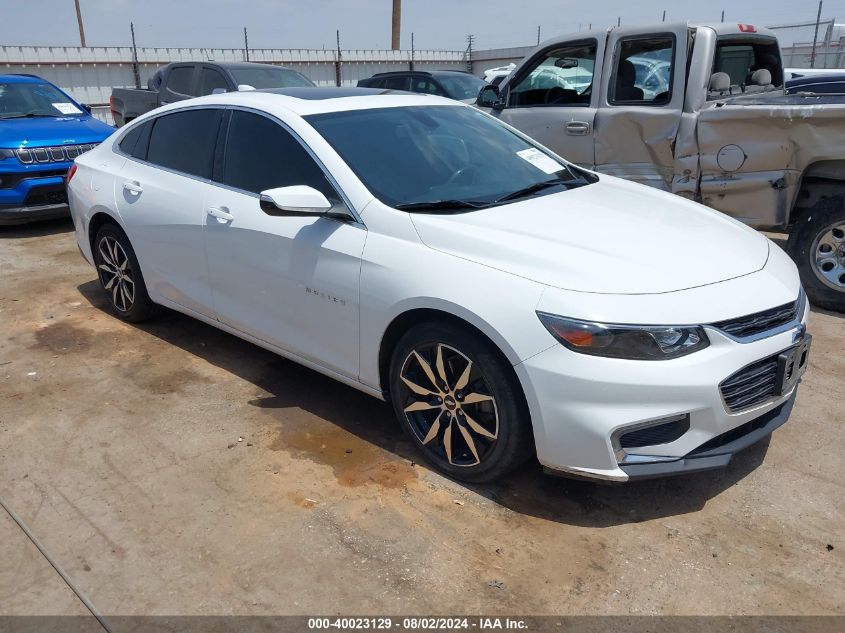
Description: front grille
719,354,779,412
711,298,800,339
619,415,690,448
23,184,68,207
15,143,97,165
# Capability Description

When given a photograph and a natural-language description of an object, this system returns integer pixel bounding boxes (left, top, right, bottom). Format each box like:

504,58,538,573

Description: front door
203,109,366,379
492,38,602,169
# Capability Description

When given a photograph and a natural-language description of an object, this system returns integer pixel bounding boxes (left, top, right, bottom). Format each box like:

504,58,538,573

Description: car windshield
229,67,315,89
305,105,591,210
0,81,84,119
436,74,488,100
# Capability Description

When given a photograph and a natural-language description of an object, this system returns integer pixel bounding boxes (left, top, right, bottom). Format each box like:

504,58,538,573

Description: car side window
146,109,222,179
118,120,152,159
221,110,341,204
508,41,596,107
199,68,229,95
166,66,195,96
410,77,444,96
381,76,410,91
609,36,674,106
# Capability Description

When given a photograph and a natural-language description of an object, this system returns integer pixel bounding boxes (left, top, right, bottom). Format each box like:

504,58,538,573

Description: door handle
123,181,143,195
565,121,592,136
207,206,234,222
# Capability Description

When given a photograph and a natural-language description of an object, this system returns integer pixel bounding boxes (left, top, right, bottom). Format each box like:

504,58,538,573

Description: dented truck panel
486,22,845,231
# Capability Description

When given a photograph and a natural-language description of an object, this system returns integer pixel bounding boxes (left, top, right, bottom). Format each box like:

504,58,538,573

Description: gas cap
717,144,746,172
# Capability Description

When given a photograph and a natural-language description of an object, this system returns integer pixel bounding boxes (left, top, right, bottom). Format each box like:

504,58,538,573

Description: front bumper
0,160,71,225
515,303,809,482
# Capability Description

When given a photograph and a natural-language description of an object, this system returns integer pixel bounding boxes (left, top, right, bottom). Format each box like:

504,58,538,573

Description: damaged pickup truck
477,22,845,311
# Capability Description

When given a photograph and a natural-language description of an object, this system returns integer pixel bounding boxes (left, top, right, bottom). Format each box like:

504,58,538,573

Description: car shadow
77,279,772,528
0,216,74,238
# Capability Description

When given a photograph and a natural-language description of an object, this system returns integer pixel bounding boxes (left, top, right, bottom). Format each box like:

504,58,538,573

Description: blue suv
0,74,114,225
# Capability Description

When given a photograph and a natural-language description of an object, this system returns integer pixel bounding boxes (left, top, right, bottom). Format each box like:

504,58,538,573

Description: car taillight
66,163,78,183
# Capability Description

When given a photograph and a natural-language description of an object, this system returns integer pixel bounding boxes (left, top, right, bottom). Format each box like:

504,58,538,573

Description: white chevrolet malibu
68,88,810,483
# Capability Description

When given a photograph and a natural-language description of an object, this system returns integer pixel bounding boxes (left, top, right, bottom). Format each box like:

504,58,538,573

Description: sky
0,0,840,51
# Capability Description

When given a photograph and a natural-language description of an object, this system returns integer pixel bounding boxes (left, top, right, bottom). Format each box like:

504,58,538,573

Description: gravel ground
0,219,842,618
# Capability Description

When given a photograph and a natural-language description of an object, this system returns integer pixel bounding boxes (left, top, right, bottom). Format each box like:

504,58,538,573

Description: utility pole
617,17,621,26
410,32,415,71
537,25,541,45
465,34,475,73
74,0,87,47
662,10,666,22
391,0,401,50
130,22,141,89
721,10,725,23
243,27,249,62
810,0,824,68
335,29,342,86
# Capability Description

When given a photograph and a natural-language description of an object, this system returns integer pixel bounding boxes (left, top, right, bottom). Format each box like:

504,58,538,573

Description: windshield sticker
516,148,563,175
52,102,83,115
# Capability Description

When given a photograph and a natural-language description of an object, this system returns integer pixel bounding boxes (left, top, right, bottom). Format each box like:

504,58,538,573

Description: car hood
0,115,114,148
409,176,770,295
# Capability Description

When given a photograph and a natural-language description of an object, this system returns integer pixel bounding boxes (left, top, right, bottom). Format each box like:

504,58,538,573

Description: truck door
159,64,198,105
594,26,689,190
492,38,602,169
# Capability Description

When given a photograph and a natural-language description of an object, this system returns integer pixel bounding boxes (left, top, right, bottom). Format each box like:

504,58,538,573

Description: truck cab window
508,42,596,107
166,67,195,96
199,68,229,95
610,36,674,105
710,39,782,99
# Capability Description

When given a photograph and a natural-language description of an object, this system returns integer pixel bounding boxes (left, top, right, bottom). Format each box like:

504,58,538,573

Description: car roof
147,87,462,117
370,70,473,78
0,74,47,84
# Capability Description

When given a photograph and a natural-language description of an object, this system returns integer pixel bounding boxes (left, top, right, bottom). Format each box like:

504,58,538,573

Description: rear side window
118,120,152,159
221,110,338,200
609,36,674,105
146,109,222,179
166,67,195,95
381,76,410,90
199,68,229,95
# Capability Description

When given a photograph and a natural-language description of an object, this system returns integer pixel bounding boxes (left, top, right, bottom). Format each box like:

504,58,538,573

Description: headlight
537,312,709,360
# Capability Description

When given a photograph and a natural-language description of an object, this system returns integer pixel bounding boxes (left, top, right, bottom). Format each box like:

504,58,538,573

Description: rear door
160,65,197,104
113,108,222,316
493,38,602,168
593,26,688,190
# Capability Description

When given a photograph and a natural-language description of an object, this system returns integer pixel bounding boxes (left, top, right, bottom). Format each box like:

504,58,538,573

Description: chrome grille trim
710,290,805,342
719,355,779,412
15,143,97,164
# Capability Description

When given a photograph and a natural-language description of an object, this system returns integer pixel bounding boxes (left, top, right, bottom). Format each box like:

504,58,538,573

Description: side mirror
476,84,502,109
211,88,228,95
80,103,93,114
554,58,578,69
259,185,333,217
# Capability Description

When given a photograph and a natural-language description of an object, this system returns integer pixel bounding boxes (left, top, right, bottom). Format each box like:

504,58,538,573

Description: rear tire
787,196,845,312
93,224,158,322
388,321,534,483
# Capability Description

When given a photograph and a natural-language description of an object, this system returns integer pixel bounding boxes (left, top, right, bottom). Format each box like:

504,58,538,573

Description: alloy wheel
398,343,499,467
97,236,135,312
812,221,845,291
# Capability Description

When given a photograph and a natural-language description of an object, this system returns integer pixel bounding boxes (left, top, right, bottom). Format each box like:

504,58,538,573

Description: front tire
93,224,157,322
787,196,845,312
388,322,533,483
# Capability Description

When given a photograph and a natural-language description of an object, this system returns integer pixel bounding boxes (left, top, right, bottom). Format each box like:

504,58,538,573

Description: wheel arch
87,210,126,253
791,161,845,226
377,305,524,403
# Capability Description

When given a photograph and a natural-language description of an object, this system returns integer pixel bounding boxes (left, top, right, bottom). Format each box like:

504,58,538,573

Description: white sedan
68,88,810,482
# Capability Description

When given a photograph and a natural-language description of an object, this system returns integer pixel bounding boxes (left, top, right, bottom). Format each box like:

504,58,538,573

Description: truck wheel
787,196,845,312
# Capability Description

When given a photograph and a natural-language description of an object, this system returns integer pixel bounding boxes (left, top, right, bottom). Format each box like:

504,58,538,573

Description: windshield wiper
395,199,492,213
493,178,577,204
0,112,60,120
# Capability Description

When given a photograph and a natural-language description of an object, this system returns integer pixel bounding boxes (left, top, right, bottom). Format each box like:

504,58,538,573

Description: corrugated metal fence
0,45,469,124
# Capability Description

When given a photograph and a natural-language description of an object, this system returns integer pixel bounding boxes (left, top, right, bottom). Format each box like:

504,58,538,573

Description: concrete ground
0,219,842,618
